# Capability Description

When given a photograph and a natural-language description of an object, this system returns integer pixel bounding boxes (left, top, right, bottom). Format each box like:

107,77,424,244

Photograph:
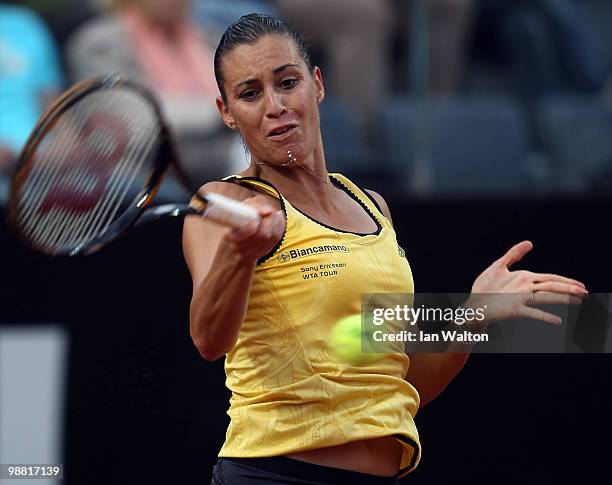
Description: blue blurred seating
193,1,279,43
582,0,612,65
378,97,530,196
319,98,370,179
536,95,612,193
0,175,8,206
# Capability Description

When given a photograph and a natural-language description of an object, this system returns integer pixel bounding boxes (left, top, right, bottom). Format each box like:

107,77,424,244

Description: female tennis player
182,14,588,484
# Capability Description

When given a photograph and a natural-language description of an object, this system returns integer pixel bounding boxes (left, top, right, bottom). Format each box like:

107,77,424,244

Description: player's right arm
183,181,284,361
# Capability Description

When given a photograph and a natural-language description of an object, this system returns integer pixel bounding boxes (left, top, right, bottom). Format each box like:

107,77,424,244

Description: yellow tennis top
218,173,421,477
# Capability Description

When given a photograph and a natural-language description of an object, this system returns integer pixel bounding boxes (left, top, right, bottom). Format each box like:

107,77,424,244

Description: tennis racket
7,75,259,256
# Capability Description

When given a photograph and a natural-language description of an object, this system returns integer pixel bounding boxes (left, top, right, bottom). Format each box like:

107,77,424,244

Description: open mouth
268,125,297,138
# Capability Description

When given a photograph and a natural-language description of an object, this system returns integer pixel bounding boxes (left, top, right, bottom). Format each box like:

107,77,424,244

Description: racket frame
7,75,209,256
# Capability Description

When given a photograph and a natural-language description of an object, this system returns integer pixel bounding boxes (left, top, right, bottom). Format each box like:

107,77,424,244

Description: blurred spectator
274,0,474,131
0,3,63,175
471,0,610,101
274,0,394,132
67,0,241,183
424,0,474,96
394,0,476,97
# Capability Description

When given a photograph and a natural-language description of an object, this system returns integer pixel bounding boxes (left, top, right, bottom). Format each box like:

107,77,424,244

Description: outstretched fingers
532,273,586,289
497,240,534,269
528,291,585,306
532,281,588,296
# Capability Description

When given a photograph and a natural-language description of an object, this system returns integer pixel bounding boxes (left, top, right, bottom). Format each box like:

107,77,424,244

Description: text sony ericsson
372,305,486,325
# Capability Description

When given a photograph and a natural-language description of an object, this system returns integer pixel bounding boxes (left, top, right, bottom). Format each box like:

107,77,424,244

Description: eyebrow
234,63,300,91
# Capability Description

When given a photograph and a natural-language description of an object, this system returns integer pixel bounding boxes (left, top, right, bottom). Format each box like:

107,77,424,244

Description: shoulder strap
222,175,282,200
329,173,386,219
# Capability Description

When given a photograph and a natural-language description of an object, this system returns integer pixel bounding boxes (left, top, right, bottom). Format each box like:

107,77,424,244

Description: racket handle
203,192,261,228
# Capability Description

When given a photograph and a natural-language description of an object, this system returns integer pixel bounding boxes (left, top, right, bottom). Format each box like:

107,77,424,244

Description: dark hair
214,13,313,101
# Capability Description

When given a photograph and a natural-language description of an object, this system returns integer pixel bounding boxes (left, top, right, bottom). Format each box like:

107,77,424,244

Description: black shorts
211,457,400,485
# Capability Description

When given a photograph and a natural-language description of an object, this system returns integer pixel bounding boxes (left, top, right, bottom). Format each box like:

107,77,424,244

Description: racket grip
203,192,261,228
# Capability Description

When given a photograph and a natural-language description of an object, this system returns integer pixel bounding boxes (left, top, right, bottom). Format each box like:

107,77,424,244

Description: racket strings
54,99,154,249
20,103,124,250
15,88,161,254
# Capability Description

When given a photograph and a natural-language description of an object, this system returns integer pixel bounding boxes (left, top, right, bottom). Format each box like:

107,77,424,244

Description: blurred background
0,1,611,484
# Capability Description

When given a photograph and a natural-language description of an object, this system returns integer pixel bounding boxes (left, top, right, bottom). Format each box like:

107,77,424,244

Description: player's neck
247,157,335,207
250,149,329,186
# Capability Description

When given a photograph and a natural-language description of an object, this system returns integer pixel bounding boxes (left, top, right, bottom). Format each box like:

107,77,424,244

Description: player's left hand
467,240,588,324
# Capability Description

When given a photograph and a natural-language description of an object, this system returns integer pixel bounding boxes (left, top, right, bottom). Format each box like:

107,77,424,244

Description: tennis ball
329,314,385,364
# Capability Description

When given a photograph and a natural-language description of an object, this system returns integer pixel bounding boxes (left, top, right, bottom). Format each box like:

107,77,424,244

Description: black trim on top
283,174,382,236
258,194,287,265
220,175,282,200
352,182,383,214
220,176,287,266
220,173,384,265
393,434,421,477
323,174,382,236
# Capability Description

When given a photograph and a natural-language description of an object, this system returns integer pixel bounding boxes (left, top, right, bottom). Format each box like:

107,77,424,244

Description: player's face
217,34,325,167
